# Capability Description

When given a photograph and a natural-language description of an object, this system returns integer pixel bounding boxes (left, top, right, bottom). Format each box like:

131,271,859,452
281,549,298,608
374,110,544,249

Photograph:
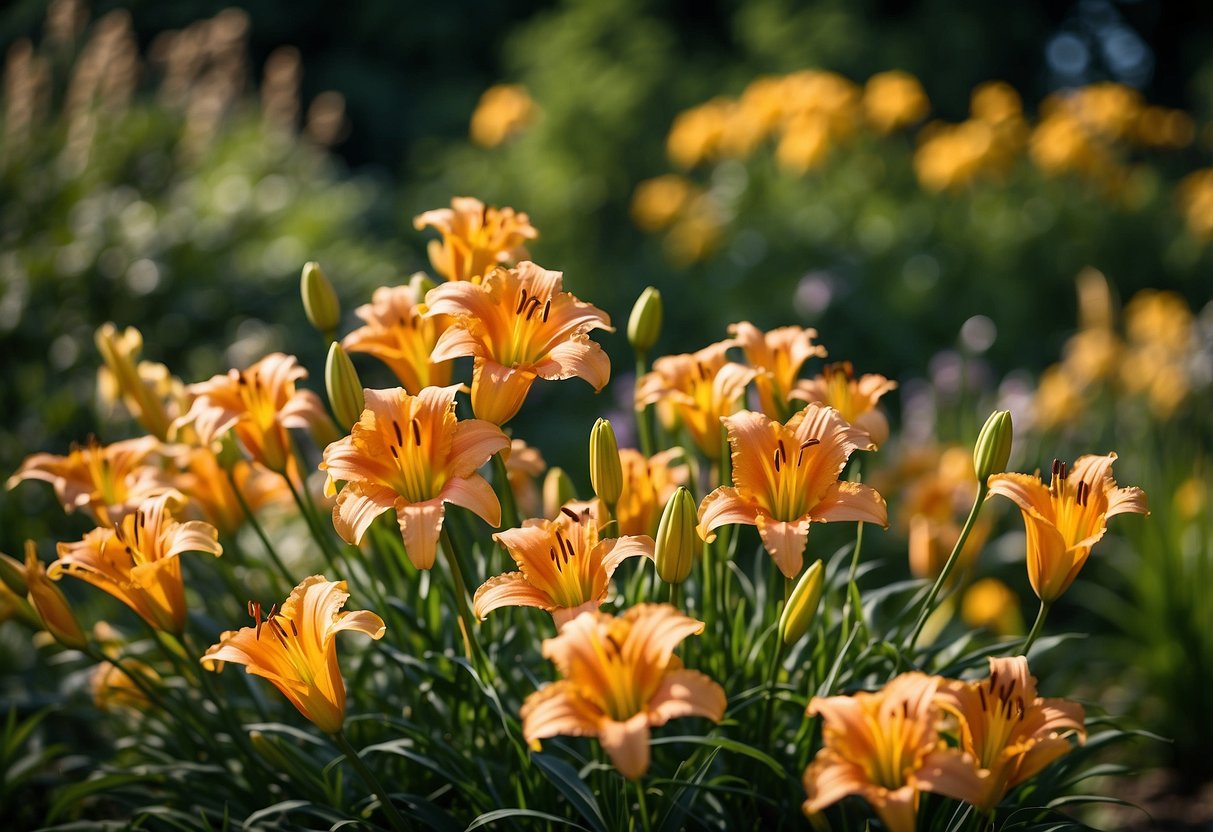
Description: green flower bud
779,559,824,646
589,418,622,506
215,434,244,470
0,550,28,597
627,287,662,353
973,409,1013,484
543,467,577,518
408,271,438,301
325,342,365,431
655,486,697,584
301,261,341,335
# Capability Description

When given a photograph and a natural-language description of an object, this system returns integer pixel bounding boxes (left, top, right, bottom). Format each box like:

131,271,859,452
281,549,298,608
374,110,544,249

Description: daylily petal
755,514,810,578
648,669,727,725
697,487,758,540
598,713,652,780
440,474,501,528
521,681,599,740
535,337,611,390
397,500,446,570
448,419,511,479
331,485,397,545
987,473,1053,520
473,572,556,618
810,481,889,527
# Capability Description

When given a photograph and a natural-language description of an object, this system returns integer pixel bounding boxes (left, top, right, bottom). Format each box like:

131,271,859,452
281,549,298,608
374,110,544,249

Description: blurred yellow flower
95,323,187,441
469,83,535,148
630,174,697,232
776,112,831,174
863,70,928,134
1031,364,1084,431
171,446,289,536
914,119,994,191
666,98,730,168
1177,169,1213,241
970,81,1022,126
342,281,454,394
504,437,546,518
413,196,538,283
960,577,1022,636
1174,476,1207,522
902,446,990,580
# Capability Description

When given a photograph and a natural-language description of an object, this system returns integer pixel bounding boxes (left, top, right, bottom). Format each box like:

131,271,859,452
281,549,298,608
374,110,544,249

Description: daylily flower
521,604,726,779
95,323,189,441
425,261,613,425
791,362,897,447
504,437,546,518
803,672,944,832
202,575,386,734
698,404,887,578
413,196,538,282
6,436,171,527
176,353,332,473
729,322,826,421
342,281,453,394
52,493,223,633
171,446,290,536
319,385,509,569
616,448,688,536
473,504,654,627
918,656,1086,811
635,340,755,460
988,453,1147,603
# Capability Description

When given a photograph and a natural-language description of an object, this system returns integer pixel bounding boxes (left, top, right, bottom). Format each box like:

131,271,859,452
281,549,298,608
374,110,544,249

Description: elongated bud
25,541,87,650
780,559,824,646
543,467,577,518
0,550,28,597
325,343,365,431
301,261,341,335
655,486,697,584
627,287,662,353
973,409,1013,484
589,418,623,506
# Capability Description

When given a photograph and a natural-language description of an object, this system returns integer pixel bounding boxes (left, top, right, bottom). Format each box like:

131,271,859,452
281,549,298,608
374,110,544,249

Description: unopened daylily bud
25,541,87,650
301,261,341,335
543,467,577,518
654,486,697,584
627,287,662,353
780,559,824,646
589,418,623,506
973,409,1013,483
409,271,438,301
0,550,28,597
325,342,365,431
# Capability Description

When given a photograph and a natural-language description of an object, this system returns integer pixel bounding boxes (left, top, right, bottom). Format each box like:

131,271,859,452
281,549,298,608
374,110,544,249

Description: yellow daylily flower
342,282,453,394
170,446,290,536
521,604,726,779
425,261,613,425
988,454,1147,603
413,196,538,282
95,323,188,441
52,493,223,633
635,339,755,460
729,321,826,421
616,448,688,537
917,656,1086,812
803,673,944,832
319,385,509,569
6,436,171,527
791,361,897,448
473,504,654,628
202,576,386,734
698,404,887,578
176,353,332,473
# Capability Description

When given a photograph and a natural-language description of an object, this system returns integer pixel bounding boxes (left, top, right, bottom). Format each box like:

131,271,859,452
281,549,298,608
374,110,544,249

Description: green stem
908,484,988,651
1022,600,1052,655
492,452,519,531
634,351,654,457
439,526,486,672
225,468,294,590
758,630,786,744
633,778,652,832
283,472,341,574
667,581,681,610
332,729,411,832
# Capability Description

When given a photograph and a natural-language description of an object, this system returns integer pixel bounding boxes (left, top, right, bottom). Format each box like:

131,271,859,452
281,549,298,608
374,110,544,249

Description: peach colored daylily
988,454,1147,603
176,353,331,473
413,196,538,283
635,339,755,460
698,405,887,578
342,281,453,394
319,385,509,569
729,322,826,421
425,261,613,425
791,362,897,447
521,604,726,779
6,436,171,527
52,493,222,633
616,448,688,537
918,656,1086,811
202,576,385,734
804,673,944,832
171,446,290,536
473,504,654,627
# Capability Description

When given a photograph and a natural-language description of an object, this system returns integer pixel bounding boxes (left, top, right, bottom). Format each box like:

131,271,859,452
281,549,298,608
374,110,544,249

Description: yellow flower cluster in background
469,83,536,148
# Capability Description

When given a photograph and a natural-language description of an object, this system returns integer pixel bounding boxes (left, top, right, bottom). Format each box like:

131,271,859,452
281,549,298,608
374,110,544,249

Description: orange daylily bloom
95,323,189,441
342,281,453,394
473,504,654,627
988,454,1147,603
521,604,726,779
413,196,538,283
52,493,223,633
729,322,826,421
504,437,547,518
917,656,1086,811
791,362,897,447
7,436,172,527
635,340,755,460
176,353,332,474
202,575,386,734
803,672,944,832
698,405,887,578
425,261,613,425
319,385,509,569
616,448,688,537
171,446,290,536
901,446,991,580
